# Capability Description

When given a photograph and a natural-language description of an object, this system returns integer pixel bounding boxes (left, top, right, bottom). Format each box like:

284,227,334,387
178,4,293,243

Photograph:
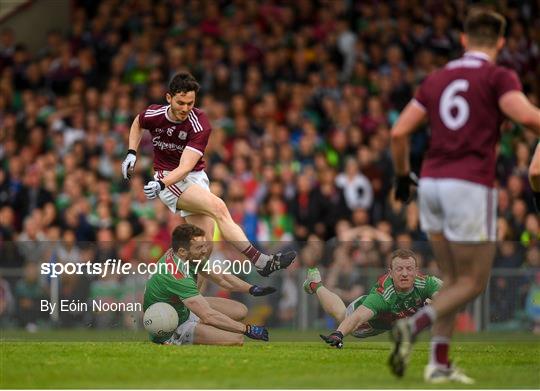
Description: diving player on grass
143,224,272,345
121,72,295,277
312,249,441,347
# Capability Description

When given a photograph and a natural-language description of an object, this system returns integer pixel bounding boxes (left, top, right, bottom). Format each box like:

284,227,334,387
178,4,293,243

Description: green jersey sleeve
424,275,442,299
165,276,200,301
361,292,390,316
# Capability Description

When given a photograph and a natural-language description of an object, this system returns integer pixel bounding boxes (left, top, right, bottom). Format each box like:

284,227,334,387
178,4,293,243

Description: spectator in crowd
14,263,47,331
0,274,14,326
335,157,374,211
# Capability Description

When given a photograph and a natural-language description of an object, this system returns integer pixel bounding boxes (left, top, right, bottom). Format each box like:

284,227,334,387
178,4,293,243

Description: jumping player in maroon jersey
389,10,540,383
121,72,296,278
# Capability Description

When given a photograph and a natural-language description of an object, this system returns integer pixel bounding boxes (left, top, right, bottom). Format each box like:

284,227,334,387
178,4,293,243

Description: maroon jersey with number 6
138,105,211,172
414,51,522,187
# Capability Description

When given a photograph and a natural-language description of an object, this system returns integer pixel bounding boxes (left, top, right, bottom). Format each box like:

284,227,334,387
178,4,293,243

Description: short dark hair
171,224,206,252
390,248,418,267
168,72,200,95
464,9,506,47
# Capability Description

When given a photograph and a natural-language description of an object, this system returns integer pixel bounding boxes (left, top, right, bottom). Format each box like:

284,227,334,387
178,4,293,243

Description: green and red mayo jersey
351,273,442,330
143,249,200,325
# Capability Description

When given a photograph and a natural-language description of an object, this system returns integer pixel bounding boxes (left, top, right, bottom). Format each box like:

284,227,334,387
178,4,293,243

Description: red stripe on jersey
165,250,184,280
170,184,183,197
376,273,390,294
157,170,182,197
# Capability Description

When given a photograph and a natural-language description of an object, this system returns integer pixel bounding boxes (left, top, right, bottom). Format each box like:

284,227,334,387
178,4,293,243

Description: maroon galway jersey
414,51,522,187
138,105,211,172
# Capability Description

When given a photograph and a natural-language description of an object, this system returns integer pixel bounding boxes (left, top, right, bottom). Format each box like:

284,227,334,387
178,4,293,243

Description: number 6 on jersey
439,79,470,131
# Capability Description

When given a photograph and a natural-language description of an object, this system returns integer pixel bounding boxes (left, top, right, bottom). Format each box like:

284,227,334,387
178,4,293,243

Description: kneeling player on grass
311,249,441,349
143,224,273,345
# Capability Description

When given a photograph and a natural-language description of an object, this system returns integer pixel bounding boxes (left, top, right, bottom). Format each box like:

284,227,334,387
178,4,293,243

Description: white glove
143,180,165,200
121,150,137,180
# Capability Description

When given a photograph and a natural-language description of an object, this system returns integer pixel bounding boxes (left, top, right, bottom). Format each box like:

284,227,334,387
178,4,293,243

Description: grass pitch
1,330,539,389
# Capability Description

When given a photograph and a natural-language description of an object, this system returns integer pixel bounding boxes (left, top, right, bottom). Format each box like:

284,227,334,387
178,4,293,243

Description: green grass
1,330,539,389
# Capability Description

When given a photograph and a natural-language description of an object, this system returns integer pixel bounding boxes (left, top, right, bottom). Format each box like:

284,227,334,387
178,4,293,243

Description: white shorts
173,311,200,345
154,170,210,217
418,178,497,242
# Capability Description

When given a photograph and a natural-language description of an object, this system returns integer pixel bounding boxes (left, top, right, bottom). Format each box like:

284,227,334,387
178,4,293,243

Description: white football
143,302,179,337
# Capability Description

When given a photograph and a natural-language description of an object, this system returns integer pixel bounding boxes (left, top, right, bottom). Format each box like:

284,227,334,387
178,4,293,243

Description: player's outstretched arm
391,101,427,176
165,149,200,186
121,115,145,180
128,115,145,152
183,295,268,341
336,305,374,336
320,305,374,348
391,101,426,202
499,91,540,135
143,149,200,199
499,91,540,211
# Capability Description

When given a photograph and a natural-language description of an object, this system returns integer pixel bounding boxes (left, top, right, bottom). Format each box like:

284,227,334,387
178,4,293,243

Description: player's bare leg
315,287,347,323
303,268,347,323
429,234,457,355
206,297,248,321
390,241,494,377
431,242,494,319
185,214,215,241
185,214,214,293
177,184,296,276
193,323,244,346
177,185,252,244
424,234,473,384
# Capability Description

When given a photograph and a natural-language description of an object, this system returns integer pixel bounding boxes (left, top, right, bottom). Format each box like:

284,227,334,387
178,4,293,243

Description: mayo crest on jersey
414,51,522,187
138,105,212,172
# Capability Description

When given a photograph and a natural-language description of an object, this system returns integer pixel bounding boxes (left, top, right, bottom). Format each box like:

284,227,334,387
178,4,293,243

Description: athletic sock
241,244,270,268
410,306,437,337
430,336,450,368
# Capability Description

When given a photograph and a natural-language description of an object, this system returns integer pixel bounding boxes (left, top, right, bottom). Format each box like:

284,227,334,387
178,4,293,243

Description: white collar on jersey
164,105,184,124
463,50,491,62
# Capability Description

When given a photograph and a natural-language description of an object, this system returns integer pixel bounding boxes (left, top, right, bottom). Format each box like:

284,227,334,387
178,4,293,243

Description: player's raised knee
211,197,229,221
233,303,248,321
459,275,485,298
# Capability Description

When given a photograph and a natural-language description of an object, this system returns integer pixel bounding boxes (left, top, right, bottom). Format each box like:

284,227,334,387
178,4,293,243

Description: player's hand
320,331,344,348
534,192,540,214
249,285,276,297
394,172,418,203
143,180,165,200
121,150,137,180
244,325,269,341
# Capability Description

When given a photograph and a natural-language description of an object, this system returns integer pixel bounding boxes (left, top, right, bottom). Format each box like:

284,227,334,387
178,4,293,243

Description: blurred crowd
1,0,540,330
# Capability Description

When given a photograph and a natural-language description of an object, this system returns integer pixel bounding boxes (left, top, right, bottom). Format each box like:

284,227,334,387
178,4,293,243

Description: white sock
255,253,271,268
